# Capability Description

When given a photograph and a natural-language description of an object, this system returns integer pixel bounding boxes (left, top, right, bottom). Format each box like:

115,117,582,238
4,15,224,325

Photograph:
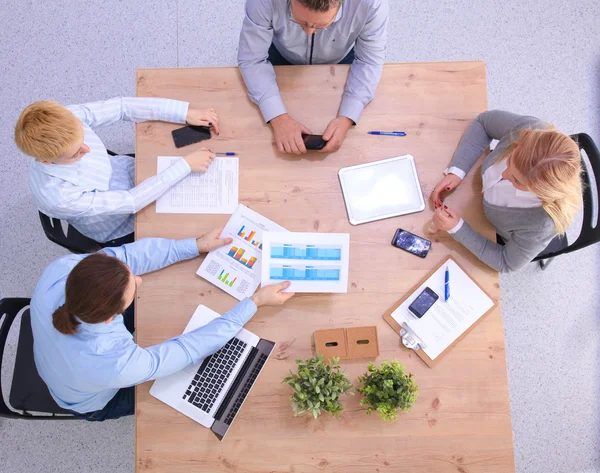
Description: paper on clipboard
390,258,494,360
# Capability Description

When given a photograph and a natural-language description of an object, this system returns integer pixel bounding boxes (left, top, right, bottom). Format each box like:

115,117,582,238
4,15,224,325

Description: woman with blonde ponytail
431,110,583,273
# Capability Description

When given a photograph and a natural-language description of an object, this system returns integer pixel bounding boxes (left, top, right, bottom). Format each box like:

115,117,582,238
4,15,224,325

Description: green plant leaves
357,360,418,422
282,354,353,419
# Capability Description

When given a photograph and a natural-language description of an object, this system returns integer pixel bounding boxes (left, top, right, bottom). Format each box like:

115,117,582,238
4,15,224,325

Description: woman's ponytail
52,305,80,335
53,253,132,335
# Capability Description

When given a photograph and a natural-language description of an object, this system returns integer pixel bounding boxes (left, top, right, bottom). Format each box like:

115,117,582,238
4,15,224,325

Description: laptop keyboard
182,337,248,413
224,352,268,425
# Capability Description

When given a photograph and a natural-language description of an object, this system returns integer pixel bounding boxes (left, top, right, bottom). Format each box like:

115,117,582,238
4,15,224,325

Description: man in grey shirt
238,0,389,155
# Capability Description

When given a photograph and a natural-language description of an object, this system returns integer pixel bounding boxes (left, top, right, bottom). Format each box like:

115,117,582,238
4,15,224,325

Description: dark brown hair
297,0,344,12
52,253,132,335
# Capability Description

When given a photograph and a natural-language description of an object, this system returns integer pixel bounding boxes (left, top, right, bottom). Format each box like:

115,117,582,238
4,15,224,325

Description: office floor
0,1,598,472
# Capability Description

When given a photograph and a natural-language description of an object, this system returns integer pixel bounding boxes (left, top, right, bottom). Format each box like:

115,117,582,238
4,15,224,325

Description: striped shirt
28,97,192,243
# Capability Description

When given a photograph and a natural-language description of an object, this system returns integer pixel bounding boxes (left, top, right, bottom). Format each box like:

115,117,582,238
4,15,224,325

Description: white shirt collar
482,159,542,207
31,143,112,190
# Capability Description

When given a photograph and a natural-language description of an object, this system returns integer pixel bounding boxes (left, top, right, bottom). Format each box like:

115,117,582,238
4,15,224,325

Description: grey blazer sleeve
451,221,556,273
449,110,544,176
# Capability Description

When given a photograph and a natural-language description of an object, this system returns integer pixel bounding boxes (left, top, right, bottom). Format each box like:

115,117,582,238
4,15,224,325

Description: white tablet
338,155,425,225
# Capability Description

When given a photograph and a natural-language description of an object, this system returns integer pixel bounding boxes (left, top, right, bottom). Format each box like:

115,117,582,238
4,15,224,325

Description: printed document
261,232,350,293
197,205,287,300
156,156,238,214
391,258,494,360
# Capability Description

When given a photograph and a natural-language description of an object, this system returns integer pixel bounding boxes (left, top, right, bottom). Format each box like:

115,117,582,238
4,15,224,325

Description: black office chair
38,149,135,254
0,298,76,419
496,133,600,270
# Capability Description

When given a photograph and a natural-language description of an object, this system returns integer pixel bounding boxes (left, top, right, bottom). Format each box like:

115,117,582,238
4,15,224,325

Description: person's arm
67,97,189,128
107,298,258,387
450,222,554,273
448,110,543,177
338,0,388,124
100,237,199,276
237,0,285,123
44,158,191,219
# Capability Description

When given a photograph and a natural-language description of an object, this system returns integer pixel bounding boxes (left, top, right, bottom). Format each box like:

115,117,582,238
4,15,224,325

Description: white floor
1,1,599,472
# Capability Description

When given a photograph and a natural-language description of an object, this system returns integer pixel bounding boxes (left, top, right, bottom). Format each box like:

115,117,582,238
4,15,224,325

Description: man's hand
431,173,463,209
270,114,312,155
196,228,232,254
319,116,353,153
184,148,215,173
432,205,461,232
251,281,295,307
187,108,219,135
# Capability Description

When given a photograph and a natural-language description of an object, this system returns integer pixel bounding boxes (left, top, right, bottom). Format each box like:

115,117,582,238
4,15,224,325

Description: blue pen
367,131,406,136
215,152,237,156
444,266,450,302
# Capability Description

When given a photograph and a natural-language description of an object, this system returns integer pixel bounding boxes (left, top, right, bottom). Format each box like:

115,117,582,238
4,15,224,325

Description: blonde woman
431,110,583,273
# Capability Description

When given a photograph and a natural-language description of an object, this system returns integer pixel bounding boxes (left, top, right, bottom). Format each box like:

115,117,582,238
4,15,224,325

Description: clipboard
383,255,498,368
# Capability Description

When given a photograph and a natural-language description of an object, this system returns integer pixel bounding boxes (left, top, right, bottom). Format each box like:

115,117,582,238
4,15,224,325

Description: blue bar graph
269,265,341,281
270,244,342,261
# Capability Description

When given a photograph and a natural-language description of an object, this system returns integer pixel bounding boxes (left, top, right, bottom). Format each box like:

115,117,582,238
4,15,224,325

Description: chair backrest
533,133,600,260
0,298,75,419
0,298,31,418
38,212,100,254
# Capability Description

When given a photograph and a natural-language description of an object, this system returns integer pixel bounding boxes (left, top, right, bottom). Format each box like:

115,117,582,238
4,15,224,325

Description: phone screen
392,229,431,258
172,125,211,148
408,287,439,318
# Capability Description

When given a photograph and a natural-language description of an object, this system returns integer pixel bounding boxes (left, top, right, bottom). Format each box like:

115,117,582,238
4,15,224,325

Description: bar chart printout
197,205,288,301
261,232,350,293
237,225,263,250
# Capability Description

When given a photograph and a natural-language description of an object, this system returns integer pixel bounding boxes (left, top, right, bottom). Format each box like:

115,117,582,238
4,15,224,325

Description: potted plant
283,354,353,419
358,360,418,422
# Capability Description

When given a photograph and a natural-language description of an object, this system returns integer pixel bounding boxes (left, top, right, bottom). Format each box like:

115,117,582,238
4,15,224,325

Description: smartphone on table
302,134,327,150
391,228,431,258
172,125,212,148
408,287,439,318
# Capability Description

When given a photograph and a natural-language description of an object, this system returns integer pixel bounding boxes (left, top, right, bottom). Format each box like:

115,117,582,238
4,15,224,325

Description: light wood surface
135,62,515,473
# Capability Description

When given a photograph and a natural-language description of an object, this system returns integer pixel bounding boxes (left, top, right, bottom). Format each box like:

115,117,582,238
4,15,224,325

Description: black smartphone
408,287,439,318
172,125,212,148
391,228,432,258
302,134,327,150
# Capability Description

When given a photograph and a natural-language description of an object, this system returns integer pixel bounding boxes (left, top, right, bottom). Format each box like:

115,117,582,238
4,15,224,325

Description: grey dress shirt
238,0,389,123
448,110,560,273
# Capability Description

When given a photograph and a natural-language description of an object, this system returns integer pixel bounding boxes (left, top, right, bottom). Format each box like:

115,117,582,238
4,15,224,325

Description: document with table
156,156,239,214
261,232,350,293
197,205,287,300
390,258,495,360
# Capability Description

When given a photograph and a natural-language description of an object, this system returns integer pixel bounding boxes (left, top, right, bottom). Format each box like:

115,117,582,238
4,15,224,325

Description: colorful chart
217,269,237,287
270,243,342,261
226,245,258,269
269,264,341,281
237,225,263,250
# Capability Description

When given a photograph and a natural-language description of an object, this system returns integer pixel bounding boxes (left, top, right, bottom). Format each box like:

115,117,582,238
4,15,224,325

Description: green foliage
357,360,418,422
283,354,353,419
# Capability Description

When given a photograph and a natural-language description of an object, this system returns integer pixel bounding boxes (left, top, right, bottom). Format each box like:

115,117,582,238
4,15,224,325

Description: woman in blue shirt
30,230,293,421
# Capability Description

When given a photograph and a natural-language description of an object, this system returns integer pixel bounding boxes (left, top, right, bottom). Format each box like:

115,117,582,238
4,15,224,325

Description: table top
135,62,515,473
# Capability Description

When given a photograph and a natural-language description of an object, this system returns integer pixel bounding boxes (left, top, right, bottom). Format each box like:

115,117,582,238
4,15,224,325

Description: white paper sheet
261,232,350,293
156,156,238,214
391,258,494,360
196,204,287,301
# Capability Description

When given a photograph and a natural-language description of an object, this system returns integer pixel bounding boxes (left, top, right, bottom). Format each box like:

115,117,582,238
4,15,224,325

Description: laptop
150,305,275,440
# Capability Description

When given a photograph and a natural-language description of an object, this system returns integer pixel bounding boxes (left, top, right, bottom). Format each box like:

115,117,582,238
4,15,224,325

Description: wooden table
135,62,515,473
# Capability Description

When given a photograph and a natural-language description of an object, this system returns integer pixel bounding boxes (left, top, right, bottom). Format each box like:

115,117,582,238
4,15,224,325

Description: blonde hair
500,128,583,235
14,101,81,160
